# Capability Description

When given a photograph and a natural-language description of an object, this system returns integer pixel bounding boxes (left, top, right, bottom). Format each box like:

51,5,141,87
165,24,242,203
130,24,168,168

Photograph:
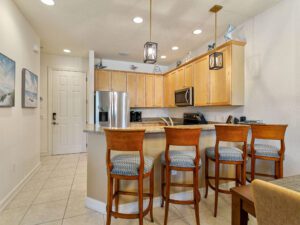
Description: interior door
52,70,86,155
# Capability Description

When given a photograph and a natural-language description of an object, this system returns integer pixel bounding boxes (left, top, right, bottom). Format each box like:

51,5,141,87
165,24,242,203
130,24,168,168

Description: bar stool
104,128,154,225
160,127,202,225
205,125,249,217
248,124,288,181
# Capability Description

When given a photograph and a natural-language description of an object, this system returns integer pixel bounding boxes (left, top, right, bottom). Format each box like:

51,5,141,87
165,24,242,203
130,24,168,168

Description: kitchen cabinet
194,56,209,106
184,64,193,87
164,71,175,107
145,75,155,107
95,70,111,91
175,67,185,90
154,75,164,107
127,72,137,107
136,74,146,107
111,71,127,92
209,44,244,105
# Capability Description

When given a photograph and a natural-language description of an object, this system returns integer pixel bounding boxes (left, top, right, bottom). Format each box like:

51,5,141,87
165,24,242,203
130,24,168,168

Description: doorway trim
47,66,88,156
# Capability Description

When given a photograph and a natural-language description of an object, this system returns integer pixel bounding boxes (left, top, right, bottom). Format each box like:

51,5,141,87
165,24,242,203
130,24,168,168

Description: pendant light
144,0,158,64
209,5,223,70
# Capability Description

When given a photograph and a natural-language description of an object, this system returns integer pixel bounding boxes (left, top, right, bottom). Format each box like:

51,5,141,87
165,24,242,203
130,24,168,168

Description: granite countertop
84,123,216,134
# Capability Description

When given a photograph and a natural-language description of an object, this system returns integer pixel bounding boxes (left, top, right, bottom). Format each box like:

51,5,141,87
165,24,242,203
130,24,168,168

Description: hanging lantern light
144,0,158,64
209,5,223,70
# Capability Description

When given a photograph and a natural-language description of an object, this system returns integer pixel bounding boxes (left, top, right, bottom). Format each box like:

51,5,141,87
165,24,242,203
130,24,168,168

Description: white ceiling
13,0,281,65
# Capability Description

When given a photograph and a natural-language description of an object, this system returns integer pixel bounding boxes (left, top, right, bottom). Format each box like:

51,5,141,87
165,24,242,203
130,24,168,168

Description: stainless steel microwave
175,87,193,106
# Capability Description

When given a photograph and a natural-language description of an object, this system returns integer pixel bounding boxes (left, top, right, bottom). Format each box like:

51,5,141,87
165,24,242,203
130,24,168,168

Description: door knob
52,122,59,125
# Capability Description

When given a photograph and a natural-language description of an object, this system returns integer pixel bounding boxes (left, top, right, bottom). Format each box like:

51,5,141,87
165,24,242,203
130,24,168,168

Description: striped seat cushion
161,150,201,168
246,144,280,158
206,146,243,161
111,154,154,176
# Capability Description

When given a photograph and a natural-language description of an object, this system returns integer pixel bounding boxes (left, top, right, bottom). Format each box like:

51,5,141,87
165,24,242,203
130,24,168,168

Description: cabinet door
209,47,231,105
145,75,155,107
175,68,185,90
154,75,164,107
184,64,193,87
136,74,146,107
194,57,209,106
127,73,137,107
95,70,111,91
111,71,127,92
164,72,175,107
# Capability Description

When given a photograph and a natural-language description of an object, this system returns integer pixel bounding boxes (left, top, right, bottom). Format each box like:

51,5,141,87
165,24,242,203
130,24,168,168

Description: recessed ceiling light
40,0,55,6
133,17,143,24
160,55,167,59
63,49,71,53
193,29,202,35
172,46,179,51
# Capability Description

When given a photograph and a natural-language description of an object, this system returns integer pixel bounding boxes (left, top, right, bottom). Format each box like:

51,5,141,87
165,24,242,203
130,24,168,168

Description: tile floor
0,153,257,225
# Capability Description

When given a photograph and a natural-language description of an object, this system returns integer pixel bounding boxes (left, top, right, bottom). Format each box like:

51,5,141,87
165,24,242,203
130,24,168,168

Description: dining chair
252,179,300,225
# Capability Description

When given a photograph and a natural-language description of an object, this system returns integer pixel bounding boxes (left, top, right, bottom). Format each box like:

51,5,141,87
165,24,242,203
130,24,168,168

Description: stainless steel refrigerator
94,91,129,128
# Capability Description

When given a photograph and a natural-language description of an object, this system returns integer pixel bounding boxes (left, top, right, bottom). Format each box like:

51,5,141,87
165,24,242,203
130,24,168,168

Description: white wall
40,53,88,155
0,0,40,208
165,0,299,176
95,58,169,74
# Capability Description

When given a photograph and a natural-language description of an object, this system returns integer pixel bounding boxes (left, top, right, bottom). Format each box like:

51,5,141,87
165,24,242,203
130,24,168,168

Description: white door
52,70,86,155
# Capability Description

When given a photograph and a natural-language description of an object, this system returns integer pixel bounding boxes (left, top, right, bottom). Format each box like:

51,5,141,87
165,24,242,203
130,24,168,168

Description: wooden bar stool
248,124,288,181
104,128,154,225
160,127,202,225
204,125,249,217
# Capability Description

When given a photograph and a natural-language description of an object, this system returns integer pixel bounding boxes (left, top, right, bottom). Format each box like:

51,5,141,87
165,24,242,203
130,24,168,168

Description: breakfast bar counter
84,123,237,213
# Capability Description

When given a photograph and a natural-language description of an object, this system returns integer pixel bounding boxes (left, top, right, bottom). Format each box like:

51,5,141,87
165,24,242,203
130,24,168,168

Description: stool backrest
251,124,287,140
164,127,201,167
104,128,146,176
215,125,250,143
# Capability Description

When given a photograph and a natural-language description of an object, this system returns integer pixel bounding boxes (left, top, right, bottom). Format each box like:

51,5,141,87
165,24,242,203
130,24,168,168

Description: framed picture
22,68,38,108
0,52,15,107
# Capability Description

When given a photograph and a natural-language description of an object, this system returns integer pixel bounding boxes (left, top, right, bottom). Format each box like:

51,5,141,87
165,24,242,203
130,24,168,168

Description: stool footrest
207,176,237,181
207,180,232,194
114,191,152,198
169,198,195,205
162,182,194,188
111,200,152,219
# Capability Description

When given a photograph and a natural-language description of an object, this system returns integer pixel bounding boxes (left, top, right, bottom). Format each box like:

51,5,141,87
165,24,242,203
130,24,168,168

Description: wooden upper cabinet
209,46,231,105
154,75,164,107
136,74,146,107
184,64,193,87
111,71,127,92
164,71,175,107
175,68,185,90
145,75,155,107
95,70,111,91
193,56,209,106
126,73,137,107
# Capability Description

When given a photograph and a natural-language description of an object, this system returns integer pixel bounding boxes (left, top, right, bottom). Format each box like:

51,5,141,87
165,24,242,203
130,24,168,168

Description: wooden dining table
231,175,300,225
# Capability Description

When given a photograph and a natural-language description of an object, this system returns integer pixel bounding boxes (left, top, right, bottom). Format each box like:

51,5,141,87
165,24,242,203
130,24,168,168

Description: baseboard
85,186,208,214
0,162,41,212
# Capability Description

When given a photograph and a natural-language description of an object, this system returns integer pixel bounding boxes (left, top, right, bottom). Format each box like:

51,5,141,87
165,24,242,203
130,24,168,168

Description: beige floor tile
50,169,76,178
33,187,71,204
64,196,94,218
69,189,87,199
40,220,63,225
62,212,104,225
21,179,45,192
106,216,150,225
6,189,40,209
152,205,182,224
43,176,74,190
0,207,28,225
21,200,67,225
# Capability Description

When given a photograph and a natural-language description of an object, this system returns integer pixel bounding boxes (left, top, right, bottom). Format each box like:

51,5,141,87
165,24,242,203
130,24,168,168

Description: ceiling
13,0,281,65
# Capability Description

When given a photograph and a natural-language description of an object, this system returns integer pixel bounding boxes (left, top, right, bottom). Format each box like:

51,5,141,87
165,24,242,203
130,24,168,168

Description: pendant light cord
150,0,152,41
214,12,217,48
